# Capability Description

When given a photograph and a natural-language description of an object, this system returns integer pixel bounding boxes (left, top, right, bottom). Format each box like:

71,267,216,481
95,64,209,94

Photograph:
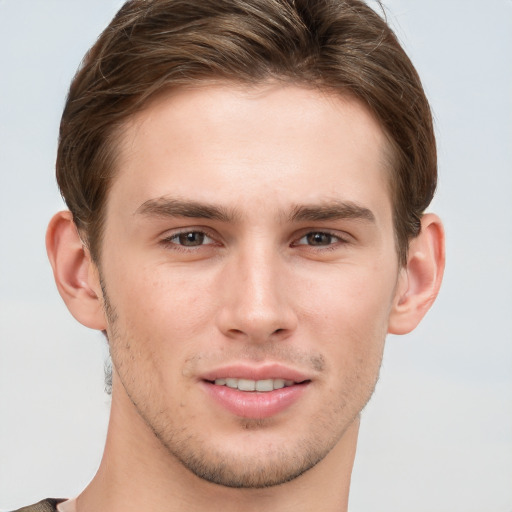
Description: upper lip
200,363,311,383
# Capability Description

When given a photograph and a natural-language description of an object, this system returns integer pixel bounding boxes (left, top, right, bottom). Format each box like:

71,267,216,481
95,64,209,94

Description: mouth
207,377,308,392
201,367,311,419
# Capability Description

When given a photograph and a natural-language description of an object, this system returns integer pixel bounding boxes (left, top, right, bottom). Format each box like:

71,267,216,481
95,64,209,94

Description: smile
203,376,310,419
212,378,297,392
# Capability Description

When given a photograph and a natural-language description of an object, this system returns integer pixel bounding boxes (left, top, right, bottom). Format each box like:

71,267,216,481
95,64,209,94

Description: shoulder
10,499,64,512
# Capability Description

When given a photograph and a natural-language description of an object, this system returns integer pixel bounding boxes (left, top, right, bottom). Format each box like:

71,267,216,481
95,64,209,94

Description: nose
215,245,298,343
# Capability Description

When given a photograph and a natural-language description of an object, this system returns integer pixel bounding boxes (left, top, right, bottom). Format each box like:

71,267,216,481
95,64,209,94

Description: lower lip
202,381,309,419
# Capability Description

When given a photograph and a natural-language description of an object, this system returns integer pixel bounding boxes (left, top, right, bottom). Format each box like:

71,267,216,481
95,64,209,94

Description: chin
172,445,325,488
153,414,344,489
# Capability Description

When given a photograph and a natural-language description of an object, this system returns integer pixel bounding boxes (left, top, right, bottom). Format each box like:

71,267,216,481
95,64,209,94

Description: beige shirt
56,499,77,512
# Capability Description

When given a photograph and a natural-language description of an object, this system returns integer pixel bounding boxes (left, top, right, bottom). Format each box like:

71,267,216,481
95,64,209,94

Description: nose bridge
217,237,296,340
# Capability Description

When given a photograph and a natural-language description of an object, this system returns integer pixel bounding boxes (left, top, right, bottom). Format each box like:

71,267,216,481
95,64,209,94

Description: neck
76,382,359,512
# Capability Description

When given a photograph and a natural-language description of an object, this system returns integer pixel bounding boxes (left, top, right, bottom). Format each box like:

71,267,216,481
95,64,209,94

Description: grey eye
298,232,337,246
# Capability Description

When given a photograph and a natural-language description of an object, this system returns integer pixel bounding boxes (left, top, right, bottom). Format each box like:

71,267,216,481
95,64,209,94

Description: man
16,0,444,510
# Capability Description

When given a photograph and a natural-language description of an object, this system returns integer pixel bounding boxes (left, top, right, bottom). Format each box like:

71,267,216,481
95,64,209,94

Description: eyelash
160,229,218,252
293,231,349,249
160,229,350,252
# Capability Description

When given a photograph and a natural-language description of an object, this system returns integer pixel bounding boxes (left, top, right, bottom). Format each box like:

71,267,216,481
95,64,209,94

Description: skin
47,83,445,512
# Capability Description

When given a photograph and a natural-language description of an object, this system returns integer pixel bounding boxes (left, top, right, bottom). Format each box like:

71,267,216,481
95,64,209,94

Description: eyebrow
135,197,375,225
289,201,376,223
135,197,238,222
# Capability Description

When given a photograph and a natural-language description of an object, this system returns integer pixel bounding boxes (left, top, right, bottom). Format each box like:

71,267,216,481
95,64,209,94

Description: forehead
112,83,393,222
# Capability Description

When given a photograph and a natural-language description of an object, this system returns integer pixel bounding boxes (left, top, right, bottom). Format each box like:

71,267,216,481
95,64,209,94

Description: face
97,83,401,487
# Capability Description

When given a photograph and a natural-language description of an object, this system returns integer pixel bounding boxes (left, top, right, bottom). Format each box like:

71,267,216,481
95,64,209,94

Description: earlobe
388,213,445,335
46,211,107,330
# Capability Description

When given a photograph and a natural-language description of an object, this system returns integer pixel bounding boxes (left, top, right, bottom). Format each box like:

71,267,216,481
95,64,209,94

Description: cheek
102,262,219,394
112,262,217,339
308,272,391,415
297,264,394,369
300,263,396,330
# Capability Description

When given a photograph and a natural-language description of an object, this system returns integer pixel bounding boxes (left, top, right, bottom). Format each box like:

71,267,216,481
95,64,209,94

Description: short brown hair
57,0,436,265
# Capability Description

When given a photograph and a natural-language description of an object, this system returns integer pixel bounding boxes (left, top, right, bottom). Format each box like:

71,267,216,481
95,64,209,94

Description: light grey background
1,1,511,511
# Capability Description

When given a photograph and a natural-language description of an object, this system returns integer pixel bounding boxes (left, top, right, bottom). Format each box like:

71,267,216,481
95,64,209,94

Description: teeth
238,379,256,391
213,378,296,392
226,378,238,389
255,379,274,392
273,379,285,389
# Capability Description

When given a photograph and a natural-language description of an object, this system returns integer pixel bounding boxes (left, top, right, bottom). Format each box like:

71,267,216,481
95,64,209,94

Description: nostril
227,328,245,336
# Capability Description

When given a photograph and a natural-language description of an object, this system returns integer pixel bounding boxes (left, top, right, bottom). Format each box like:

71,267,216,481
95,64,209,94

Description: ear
388,213,445,335
46,211,107,330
